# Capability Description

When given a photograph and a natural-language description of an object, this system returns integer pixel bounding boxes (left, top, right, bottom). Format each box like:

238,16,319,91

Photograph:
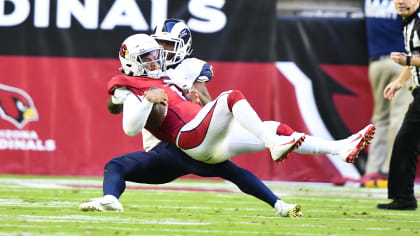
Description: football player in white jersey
80,19,304,217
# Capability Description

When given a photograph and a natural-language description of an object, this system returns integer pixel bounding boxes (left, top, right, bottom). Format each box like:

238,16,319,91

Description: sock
231,99,276,145
274,199,287,212
276,123,295,136
103,194,119,203
294,134,343,154
273,122,343,155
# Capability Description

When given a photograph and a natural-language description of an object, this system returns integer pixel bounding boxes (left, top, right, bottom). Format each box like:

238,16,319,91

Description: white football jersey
174,58,211,83
142,129,161,151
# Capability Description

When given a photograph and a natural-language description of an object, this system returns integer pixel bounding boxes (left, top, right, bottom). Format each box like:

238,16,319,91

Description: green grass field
0,175,419,236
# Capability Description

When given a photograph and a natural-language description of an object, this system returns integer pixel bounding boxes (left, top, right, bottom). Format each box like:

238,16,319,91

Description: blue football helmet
152,19,193,66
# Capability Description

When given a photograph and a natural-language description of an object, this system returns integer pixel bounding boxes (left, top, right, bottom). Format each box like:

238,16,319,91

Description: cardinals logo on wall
0,84,39,129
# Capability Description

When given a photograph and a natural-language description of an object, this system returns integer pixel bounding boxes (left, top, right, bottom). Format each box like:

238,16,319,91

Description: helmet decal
179,28,190,44
120,44,128,58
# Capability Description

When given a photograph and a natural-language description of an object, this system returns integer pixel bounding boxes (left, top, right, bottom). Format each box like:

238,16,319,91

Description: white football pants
176,91,278,164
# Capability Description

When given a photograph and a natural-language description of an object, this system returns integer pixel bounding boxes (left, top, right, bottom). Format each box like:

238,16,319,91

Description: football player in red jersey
81,22,304,217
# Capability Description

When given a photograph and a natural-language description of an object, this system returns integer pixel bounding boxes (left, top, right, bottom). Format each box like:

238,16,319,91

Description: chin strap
145,69,164,79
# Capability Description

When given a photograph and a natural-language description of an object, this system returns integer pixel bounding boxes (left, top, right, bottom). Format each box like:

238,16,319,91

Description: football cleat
79,195,124,212
377,198,417,210
274,200,303,217
337,124,375,163
268,133,306,162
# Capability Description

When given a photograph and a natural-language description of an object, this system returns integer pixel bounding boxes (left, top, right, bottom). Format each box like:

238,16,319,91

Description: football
145,87,168,129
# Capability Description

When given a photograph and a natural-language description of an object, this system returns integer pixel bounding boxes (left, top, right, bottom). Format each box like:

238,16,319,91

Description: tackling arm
191,81,212,106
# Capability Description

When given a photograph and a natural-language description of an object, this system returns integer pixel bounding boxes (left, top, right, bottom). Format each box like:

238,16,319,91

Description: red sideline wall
0,56,367,180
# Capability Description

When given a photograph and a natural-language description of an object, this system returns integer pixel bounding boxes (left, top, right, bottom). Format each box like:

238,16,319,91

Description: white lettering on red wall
0,129,56,151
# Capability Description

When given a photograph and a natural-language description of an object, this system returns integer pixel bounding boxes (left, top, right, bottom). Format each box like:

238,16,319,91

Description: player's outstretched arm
192,82,211,106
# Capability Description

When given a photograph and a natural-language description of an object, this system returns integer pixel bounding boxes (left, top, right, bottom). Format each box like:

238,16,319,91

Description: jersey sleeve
175,58,213,83
196,62,213,83
122,92,153,137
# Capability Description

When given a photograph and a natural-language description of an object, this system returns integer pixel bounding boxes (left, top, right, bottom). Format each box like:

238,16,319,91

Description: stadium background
0,0,418,183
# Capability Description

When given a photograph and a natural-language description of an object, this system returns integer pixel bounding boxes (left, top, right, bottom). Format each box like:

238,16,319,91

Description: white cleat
79,195,124,212
274,200,303,217
337,124,375,163
268,133,306,162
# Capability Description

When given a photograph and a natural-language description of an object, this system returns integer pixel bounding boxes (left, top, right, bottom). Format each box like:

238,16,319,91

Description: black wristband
406,56,412,66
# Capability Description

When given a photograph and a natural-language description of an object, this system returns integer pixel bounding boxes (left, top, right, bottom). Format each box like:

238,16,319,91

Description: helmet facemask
155,37,191,66
136,48,166,79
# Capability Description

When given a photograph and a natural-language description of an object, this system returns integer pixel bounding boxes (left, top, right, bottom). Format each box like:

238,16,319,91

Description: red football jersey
108,75,202,144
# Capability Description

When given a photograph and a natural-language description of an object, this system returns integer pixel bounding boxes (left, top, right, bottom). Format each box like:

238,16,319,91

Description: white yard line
0,176,418,199
0,214,210,225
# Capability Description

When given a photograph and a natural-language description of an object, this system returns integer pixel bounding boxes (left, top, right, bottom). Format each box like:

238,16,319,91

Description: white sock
274,199,291,213
294,134,344,155
231,100,276,145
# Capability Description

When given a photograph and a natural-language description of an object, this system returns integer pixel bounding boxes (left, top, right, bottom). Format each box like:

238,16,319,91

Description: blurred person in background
377,0,419,210
362,0,412,187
